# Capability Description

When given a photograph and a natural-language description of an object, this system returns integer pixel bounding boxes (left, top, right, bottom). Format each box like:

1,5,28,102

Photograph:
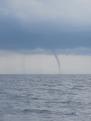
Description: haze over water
0,74,91,121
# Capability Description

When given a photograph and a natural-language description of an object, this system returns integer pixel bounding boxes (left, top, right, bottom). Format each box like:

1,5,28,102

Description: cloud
0,0,91,52
15,47,91,55
2,0,91,26
0,50,91,74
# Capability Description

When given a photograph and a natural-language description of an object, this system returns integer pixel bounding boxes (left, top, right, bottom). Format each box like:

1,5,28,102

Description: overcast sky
0,0,91,74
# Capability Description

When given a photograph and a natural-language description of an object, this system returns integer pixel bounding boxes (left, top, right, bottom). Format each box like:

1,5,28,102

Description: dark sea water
0,74,91,121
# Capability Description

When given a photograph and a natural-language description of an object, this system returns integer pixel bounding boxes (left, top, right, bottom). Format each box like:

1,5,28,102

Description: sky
0,0,91,74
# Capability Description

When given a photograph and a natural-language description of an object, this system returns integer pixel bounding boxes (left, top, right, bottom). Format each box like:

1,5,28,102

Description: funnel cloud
52,51,61,74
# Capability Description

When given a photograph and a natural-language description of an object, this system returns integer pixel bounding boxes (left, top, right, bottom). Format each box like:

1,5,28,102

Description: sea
0,74,91,121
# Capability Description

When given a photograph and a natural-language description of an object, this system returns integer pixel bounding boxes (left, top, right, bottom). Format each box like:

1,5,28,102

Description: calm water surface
0,74,91,121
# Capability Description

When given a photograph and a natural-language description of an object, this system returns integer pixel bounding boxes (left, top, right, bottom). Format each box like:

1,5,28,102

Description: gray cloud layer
1,0,91,26
0,0,91,53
